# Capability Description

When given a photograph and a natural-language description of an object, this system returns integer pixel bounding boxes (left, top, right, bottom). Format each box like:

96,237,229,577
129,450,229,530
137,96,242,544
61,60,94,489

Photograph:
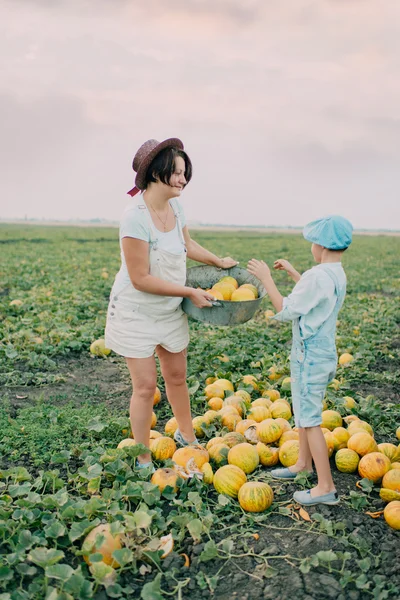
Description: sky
1,0,400,229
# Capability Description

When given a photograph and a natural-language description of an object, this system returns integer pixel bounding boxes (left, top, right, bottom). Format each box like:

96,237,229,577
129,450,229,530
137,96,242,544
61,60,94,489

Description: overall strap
170,199,186,248
305,267,345,341
138,202,158,245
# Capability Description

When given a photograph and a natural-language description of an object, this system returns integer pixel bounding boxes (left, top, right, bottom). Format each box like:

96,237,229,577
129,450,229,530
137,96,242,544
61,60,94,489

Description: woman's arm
183,227,238,268
121,237,214,307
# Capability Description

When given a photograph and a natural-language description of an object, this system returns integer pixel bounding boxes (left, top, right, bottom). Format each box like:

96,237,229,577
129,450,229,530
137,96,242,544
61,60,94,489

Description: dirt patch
2,355,131,416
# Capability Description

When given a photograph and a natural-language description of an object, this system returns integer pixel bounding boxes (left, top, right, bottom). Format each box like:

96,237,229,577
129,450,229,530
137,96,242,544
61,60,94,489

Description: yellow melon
382,469,400,492
205,383,225,399
343,396,356,410
335,448,360,473
268,367,283,381
383,501,400,530
239,283,258,298
117,438,136,449
274,418,292,434
391,462,400,470
228,443,260,474
358,452,391,483
215,378,234,392
348,420,374,437
201,462,214,484
172,447,209,470
279,440,299,467
324,431,336,458
380,488,400,503
241,375,259,390
396,426,400,441
378,443,400,463
150,437,177,461
208,443,230,466
151,468,180,493
256,418,282,444
206,437,225,450
231,288,255,302
347,432,377,456
262,389,281,401
82,524,121,567
208,397,224,411
270,401,292,420
238,482,274,512
252,398,273,409
212,282,236,300
247,406,271,423
218,276,239,289
236,419,257,435
213,464,247,498
89,339,111,357
278,430,299,447
203,410,219,424
234,389,252,402
223,432,246,448
164,417,178,436
153,387,161,406
339,353,354,365
221,413,242,431
151,413,157,429
192,416,208,438
321,410,343,431
256,443,280,467
224,396,246,417
332,427,350,451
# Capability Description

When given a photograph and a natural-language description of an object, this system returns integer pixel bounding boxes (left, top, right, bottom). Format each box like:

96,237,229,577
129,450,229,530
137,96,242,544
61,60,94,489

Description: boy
247,215,353,506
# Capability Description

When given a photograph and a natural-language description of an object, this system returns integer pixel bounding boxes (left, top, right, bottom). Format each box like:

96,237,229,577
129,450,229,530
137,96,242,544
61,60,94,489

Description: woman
105,138,237,469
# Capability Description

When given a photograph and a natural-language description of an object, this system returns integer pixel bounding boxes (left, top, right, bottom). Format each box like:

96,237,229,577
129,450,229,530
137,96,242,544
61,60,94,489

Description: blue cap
303,216,353,250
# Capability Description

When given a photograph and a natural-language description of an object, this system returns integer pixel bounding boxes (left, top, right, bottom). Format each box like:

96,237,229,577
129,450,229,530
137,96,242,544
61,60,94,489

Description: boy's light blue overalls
290,269,346,428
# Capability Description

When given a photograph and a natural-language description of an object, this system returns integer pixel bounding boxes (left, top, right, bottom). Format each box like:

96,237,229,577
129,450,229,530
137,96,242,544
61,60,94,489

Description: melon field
1,223,400,600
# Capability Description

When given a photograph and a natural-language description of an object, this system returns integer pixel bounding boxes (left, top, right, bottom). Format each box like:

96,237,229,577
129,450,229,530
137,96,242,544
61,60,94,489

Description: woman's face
168,156,187,196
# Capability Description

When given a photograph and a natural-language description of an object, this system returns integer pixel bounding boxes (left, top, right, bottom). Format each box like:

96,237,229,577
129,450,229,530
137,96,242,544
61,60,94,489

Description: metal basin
182,265,266,326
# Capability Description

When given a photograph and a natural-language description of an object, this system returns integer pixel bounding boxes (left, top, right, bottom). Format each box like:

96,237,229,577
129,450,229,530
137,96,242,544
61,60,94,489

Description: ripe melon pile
115,373,400,529
199,276,259,302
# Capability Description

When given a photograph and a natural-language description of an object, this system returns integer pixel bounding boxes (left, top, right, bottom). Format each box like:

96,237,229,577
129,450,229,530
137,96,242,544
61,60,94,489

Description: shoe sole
294,498,340,506
270,472,314,481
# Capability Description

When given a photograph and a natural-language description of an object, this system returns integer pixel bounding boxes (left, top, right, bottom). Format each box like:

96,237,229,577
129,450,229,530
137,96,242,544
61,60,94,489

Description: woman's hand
218,257,239,269
188,288,215,308
274,259,294,273
247,259,271,281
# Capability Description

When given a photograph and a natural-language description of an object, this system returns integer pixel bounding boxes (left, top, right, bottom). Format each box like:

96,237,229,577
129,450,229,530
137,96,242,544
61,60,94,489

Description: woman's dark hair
143,147,192,189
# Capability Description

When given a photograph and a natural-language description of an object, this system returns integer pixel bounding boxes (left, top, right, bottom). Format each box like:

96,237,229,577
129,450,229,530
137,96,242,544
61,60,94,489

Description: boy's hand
247,259,271,281
274,259,294,273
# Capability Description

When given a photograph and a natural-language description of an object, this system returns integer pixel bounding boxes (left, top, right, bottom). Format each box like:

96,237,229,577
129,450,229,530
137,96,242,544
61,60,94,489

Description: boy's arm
247,259,322,321
247,259,283,312
273,259,301,283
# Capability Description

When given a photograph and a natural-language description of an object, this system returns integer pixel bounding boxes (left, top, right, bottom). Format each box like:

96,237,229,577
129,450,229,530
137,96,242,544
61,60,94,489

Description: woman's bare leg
156,346,196,443
125,355,157,464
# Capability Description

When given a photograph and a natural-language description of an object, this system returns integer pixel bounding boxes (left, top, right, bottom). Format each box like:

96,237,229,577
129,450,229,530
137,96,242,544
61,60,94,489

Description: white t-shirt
112,198,186,294
273,263,347,339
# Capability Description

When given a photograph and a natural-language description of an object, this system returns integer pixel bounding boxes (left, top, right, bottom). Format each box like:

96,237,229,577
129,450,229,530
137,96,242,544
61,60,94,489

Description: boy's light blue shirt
272,263,346,339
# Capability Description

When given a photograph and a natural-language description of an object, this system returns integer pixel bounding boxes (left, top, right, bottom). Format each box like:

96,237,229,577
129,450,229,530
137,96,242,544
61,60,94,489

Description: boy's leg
289,428,313,473
305,426,336,495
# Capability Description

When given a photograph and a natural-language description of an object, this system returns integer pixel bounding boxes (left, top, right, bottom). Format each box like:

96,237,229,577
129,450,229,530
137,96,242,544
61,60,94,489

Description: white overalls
104,200,189,358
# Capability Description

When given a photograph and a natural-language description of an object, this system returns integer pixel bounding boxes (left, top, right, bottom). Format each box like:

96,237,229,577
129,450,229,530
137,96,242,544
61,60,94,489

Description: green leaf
28,547,65,569
356,573,371,590
9,467,31,482
316,550,338,563
8,483,31,497
18,529,34,549
45,564,75,582
112,548,133,567
221,539,234,554
0,567,13,581
86,417,107,432
64,572,94,600
141,573,164,600
16,564,37,576
263,565,279,578
217,494,231,506
89,561,116,586
187,518,203,542
69,518,100,542
44,520,66,539
50,451,72,465
199,540,219,562
125,511,152,531
358,557,371,573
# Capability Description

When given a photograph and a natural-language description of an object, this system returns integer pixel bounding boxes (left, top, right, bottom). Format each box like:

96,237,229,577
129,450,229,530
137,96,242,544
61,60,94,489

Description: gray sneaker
293,489,340,506
270,467,313,480
174,429,199,447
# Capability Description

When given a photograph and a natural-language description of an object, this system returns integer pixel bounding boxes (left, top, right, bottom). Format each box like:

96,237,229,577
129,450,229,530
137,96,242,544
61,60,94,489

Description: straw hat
127,137,184,196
